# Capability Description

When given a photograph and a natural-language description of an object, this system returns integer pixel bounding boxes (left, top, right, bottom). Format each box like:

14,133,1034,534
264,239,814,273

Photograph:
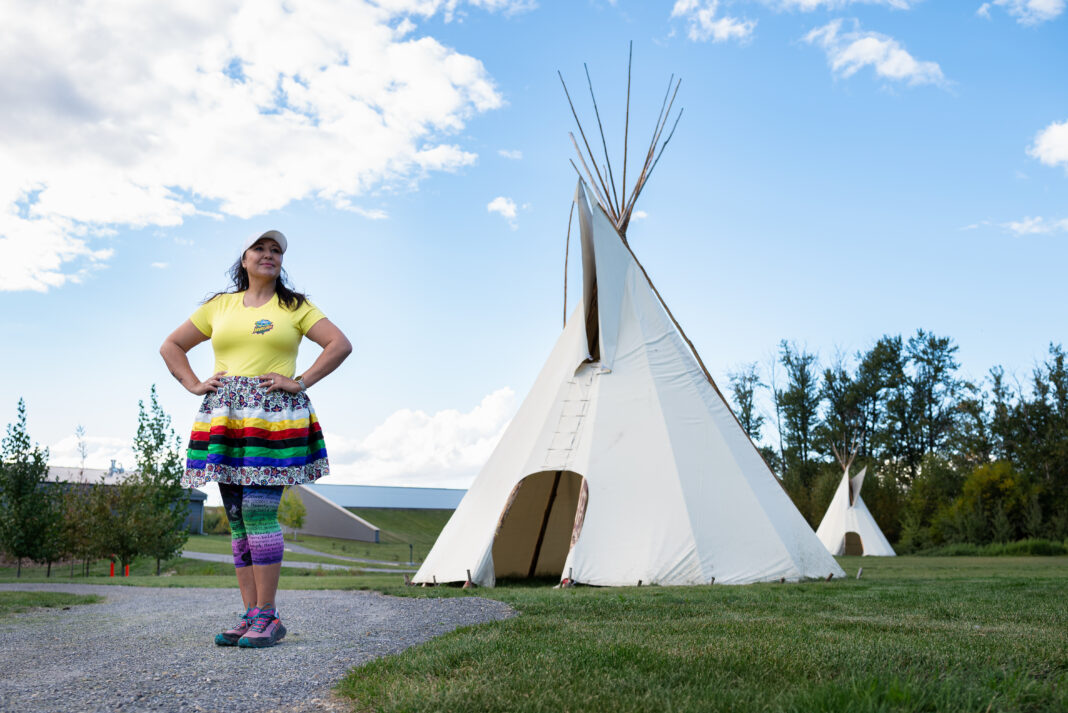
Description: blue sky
1,1,1065,504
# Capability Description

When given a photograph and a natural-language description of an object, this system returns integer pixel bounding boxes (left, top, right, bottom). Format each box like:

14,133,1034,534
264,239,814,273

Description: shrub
202,507,230,535
917,538,1068,557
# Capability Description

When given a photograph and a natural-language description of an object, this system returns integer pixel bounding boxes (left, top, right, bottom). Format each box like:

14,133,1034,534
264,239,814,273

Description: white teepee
413,178,844,586
815,449,896,557
415,61,843,587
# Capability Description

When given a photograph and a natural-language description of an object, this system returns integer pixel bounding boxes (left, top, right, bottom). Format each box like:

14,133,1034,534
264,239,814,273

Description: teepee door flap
492,471,587,579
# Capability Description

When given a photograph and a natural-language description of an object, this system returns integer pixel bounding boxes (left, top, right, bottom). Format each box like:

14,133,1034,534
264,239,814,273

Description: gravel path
0,583,514,713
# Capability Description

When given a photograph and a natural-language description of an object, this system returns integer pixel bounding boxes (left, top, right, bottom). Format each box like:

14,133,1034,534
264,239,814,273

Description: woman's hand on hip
257,372,302,394
190,371,227,395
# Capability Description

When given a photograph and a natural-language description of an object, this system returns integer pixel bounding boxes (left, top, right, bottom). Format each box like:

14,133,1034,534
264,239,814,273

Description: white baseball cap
242,229,288,254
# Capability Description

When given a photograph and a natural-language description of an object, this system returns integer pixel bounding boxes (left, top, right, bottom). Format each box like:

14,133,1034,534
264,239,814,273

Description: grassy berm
0,591,103,618
337,556,1068,713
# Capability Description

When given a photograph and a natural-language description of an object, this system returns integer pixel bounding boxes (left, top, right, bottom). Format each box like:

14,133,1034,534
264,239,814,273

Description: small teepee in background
815,444,896,557
414,50,844,587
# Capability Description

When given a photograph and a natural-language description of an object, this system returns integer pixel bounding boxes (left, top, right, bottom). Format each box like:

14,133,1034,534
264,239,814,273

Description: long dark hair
204,256,308,310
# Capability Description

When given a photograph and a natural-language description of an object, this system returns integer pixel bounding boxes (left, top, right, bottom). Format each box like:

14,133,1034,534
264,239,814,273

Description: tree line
0,386,190,576
728,332,1068,551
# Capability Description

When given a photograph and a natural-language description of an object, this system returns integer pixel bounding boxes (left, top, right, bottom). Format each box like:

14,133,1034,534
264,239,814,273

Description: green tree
93,475,146,573
33,486,66,577
988,366,1015,461
907,330,962,458
0,400,54,577
62,426,96,576
776,341,821,487
852,336,903,461
133,385,189,575
947,381,991,472
938,461,1033,544
984,345,1068,538
900,454,965,547
727,362,766,441
63,481,96,576
278,486,307,541
815,352,863,462
883,338,923,481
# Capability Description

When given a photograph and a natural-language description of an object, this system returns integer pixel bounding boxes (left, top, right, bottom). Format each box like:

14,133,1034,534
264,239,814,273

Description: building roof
47,466,119,484
304,483,466,509
46,466,206,500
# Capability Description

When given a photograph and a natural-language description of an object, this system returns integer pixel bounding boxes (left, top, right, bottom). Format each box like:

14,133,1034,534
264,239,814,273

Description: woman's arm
160,320,226,395
259,318,352,393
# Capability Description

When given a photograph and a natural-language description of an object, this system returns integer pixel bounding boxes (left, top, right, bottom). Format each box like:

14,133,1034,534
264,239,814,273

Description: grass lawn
204,506,450,564
0,550,410,587
0,529,425,585
0,565,407,590
335,556,1068,713
184,534,404,569
348,507,453,546
0,591,103,618
296,508,453,564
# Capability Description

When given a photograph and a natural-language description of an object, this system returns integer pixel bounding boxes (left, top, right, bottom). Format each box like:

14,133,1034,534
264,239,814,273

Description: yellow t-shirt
189,292,326,378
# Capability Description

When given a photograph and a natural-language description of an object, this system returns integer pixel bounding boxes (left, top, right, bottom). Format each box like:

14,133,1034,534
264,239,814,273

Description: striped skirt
182,376,329,488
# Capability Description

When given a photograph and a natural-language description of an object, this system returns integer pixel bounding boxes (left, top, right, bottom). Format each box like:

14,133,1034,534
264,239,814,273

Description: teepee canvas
413,63,844,587
815,447,896,557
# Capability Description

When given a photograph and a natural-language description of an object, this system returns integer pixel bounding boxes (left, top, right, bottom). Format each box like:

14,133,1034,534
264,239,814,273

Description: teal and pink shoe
214,607,259,646
238,608,286,648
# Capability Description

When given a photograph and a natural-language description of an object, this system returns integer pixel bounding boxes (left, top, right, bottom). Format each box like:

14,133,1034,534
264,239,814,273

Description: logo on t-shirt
252,319,274,335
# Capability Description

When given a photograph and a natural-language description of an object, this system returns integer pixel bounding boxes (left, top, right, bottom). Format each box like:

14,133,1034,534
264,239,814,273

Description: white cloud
319,387,517,488
803,19,947,87
150,262,169,269
979,0,1065,24
671,0,757,42
1001,216,1068,235
0,1,515,292
333,198,390,220
487,196,519,228
498,149,523,159
49,433,135,472
631,210,649,220
460,0,537,16
1028,119,1068,170
777,0,916,9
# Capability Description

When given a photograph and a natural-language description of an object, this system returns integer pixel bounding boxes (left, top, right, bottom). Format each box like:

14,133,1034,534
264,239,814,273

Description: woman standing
161,230,352,648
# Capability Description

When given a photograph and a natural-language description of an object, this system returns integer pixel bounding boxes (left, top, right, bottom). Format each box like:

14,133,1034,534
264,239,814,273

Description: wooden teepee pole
584,63,620,215
621,41,632,216
560,72,617,223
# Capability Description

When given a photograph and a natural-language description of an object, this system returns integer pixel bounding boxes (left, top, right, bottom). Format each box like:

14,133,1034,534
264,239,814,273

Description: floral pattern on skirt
181,376,329,488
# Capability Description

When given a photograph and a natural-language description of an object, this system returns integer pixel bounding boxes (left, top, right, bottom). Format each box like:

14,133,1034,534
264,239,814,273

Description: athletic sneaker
214,607,259,647
238,609,286,648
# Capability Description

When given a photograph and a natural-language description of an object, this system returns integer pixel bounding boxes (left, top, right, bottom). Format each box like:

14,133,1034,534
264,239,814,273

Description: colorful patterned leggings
219,484,285,568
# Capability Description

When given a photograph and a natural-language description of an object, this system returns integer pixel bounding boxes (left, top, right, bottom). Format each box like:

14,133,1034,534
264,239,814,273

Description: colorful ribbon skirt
182,376,329,488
